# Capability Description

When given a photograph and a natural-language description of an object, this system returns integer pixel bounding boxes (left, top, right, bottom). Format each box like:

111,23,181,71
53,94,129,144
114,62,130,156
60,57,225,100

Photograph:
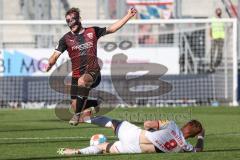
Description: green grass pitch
0,107,240,160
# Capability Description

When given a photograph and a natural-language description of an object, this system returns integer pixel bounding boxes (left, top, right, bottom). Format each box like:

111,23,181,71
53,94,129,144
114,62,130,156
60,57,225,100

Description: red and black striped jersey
55,26,106,77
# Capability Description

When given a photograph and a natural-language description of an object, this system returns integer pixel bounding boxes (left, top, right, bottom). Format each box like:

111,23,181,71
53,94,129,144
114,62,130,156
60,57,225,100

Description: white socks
79,146,102,154
85,116,113,128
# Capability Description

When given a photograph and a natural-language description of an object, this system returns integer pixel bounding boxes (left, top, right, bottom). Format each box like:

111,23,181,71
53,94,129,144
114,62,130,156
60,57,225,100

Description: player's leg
77,71,102,110
88,118,142,153
82,73,102,118
69,77,84,125
57,142,120,155
84,116,122,131
69,72,101,125
69,75,90,125
57,145,103,155
70,77,78,113
78,142,120,154
214,39,223,68
69,98,102,125
210,40,217,72
76,73,94,112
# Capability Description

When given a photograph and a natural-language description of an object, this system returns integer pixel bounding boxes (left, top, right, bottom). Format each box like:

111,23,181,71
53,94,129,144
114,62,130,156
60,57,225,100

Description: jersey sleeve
158,120,171,130
93,26,107,39
55,36,67,53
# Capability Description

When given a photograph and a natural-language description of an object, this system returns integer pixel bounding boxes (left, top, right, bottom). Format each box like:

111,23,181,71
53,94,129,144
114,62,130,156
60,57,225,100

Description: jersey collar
71,28,85,35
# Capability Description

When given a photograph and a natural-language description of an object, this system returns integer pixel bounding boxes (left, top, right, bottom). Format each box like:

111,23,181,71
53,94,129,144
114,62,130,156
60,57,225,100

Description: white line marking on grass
0,133,239,141
0,136,115,140
207,132,240,136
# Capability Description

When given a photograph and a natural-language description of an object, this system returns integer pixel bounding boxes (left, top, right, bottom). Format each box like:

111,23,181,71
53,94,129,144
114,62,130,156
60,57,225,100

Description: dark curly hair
184,119,203,138
65,7,80,18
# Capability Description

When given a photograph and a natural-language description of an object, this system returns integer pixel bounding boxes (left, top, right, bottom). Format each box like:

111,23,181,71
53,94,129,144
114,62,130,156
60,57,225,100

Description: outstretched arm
194,129,205,152
46,51,61,72
106,8,137,34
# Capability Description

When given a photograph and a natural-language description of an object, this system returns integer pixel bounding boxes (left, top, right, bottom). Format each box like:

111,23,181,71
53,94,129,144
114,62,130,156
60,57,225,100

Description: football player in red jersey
46,7,137,126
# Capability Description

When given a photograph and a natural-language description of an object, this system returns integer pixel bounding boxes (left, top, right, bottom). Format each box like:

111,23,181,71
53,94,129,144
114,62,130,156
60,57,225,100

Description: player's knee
78,78,93,88
78,78,86,86
85,81,93,88
78,80,89,88
85,78,94,88
96,142,109,152
98,142,117,154
71,99,76,105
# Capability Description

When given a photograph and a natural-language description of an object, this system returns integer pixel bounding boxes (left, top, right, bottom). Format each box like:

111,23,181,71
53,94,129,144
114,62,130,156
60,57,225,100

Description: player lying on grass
57,116,205,155
46,7,137,126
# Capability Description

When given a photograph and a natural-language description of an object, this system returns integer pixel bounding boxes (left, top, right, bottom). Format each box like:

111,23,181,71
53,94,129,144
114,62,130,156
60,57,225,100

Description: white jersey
145,120,193,153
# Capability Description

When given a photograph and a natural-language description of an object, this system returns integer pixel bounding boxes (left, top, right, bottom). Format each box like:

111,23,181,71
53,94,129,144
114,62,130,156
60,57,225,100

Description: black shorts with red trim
70,71,101,99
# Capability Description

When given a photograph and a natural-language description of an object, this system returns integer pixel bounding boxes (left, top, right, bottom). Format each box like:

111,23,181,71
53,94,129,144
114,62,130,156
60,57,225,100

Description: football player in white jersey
57,116,204,155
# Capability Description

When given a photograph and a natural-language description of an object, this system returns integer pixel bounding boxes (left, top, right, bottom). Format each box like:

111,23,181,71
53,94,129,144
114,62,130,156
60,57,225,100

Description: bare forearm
46,52,61,72
107,8,137,34
107,15,132,33
48,55,57,66
49,52,61,66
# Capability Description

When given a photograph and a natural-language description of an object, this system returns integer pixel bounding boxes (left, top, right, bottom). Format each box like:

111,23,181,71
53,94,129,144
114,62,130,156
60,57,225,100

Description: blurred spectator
19,0,24,14
138,24,157,45
61,0,70,11
209,8,225,72
109,0,117,19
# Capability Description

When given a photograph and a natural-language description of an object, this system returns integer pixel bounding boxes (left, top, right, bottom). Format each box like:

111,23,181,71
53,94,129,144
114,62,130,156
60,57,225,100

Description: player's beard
71,23,82,33
67,17,82,33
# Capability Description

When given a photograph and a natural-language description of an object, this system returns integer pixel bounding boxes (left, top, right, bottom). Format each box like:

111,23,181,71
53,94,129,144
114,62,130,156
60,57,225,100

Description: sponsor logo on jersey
72,42,93,51
171,130,183,145
87,33,93,39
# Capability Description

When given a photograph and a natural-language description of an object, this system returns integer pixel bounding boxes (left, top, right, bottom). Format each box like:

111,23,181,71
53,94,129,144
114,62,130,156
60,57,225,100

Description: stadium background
0,0,240,160
0,0,239,108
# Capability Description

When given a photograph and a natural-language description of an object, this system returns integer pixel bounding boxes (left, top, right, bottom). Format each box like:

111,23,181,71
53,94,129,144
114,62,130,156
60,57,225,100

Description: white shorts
113,121,142,153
